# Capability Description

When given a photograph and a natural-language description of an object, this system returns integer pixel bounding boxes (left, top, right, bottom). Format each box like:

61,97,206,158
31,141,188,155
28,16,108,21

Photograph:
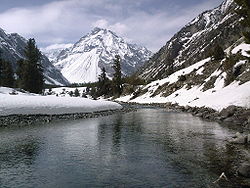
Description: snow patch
0,87,122,116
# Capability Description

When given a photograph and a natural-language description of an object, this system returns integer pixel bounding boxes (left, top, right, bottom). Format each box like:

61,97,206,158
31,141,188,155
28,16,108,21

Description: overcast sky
0,0,224,52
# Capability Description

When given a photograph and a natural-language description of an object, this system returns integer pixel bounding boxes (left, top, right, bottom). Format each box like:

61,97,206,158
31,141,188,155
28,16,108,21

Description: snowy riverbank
116,42,250,112
0,87,122,116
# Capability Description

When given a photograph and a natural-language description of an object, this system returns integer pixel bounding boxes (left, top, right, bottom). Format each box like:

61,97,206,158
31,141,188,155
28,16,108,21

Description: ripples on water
0,108,241,188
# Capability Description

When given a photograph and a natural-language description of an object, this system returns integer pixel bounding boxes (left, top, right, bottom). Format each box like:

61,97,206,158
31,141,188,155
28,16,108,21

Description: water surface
0,108,241,187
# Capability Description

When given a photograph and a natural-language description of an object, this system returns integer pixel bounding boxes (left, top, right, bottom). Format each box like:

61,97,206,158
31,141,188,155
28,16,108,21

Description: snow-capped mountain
41,43,73,62
139,0,242,81
0,28,69,86
53,27,152,83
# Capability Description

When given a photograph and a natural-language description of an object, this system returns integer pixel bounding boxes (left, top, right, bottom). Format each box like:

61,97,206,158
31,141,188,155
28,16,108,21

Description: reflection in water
0,108,244,188
112,116,122,149
0,134,41,187
0,135,40,165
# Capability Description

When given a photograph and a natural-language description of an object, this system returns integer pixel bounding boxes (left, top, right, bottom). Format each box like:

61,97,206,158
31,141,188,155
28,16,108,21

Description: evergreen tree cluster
212,44,225,60
93,55,146,98
235,0,250,44
112,55,123,96
94,55,123,98
17,39,44,94
0,38,44,94
97,67,112,97
0,54,14,87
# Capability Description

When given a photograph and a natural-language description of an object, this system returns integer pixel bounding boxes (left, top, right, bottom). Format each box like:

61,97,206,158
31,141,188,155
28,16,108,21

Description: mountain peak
92,27,107,32
53,28,152,83
90,27,111,35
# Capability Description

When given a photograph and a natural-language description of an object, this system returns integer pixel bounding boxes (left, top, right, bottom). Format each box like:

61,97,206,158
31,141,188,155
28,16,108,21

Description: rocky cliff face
139,0,242,81
52,27,152,83
0,28,69,86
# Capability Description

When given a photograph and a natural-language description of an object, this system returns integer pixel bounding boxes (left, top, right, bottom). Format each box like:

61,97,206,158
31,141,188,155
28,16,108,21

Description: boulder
238,163,250,178
248,134,250,144
220,105,237,119
235,132,242,138
229,133,247,144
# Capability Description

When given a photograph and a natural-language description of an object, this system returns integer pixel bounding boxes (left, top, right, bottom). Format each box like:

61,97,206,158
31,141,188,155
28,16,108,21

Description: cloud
0,0,223,52
92,19,128,36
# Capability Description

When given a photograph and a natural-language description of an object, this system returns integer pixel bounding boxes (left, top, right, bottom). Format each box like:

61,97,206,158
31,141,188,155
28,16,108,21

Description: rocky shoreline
171,104,250,130
124,102,250,130
0,105,136,127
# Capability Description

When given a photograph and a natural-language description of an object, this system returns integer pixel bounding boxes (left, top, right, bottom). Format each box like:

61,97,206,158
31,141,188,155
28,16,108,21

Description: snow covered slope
54,27,152,83
41,43,73,62
117,42,250,111
0,87,122,116
139,0,242,81
0,28,69,86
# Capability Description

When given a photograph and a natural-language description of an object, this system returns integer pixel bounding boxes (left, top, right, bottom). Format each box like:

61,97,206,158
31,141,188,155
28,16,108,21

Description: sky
0,0,224,52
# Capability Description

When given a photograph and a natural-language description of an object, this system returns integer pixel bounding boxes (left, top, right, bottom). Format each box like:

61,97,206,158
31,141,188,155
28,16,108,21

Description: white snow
56,49,101,83
0,87,122,116
196,67,205,75
41,43,73,62
148,58,210,87
117,80,250,111
232,43,250,57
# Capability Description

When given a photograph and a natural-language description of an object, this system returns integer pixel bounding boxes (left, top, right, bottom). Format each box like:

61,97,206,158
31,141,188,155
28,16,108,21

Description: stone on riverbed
229,132,248,144
238,163,250,178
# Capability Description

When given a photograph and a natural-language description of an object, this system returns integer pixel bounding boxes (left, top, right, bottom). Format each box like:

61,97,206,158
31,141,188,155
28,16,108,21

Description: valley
0,0,250,187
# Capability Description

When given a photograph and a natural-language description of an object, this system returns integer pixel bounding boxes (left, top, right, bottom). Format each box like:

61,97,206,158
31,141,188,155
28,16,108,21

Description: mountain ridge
138,0,242,81
0,28,69,86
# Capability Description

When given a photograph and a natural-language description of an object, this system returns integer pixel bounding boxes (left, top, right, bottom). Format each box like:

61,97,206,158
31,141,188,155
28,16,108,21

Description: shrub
178,75,186,82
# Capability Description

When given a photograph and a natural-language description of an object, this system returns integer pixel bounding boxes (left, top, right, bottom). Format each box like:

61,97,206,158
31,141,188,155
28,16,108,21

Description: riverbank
0,105,136,127
121,102,250,130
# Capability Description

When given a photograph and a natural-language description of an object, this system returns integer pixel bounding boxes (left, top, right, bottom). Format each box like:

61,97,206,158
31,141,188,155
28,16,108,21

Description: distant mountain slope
139,0,242,81
53,27,152,83
0,28,69,86
41,43,74,62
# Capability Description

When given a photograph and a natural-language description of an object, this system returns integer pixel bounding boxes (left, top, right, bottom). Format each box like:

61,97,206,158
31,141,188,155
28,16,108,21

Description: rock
195,113,203,117
220,105,237,119
229,135,247,144
248,134,250,144
235,132,242,138
238,163,250,178
223,117,235,122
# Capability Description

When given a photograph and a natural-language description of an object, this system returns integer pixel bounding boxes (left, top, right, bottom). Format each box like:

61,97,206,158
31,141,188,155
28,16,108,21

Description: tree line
0,38,44,94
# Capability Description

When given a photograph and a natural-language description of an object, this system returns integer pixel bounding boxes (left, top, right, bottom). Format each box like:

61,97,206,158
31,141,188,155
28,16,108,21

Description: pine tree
17,39,44,93
74,88,80,97
97,67,110,96
0,59,14,87
16,59,26,89
212,44,225,60
0,58,3,86
112,55,123,96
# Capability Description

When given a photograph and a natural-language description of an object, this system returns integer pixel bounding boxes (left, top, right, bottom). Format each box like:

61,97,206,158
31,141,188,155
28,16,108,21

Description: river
0,108,244,187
